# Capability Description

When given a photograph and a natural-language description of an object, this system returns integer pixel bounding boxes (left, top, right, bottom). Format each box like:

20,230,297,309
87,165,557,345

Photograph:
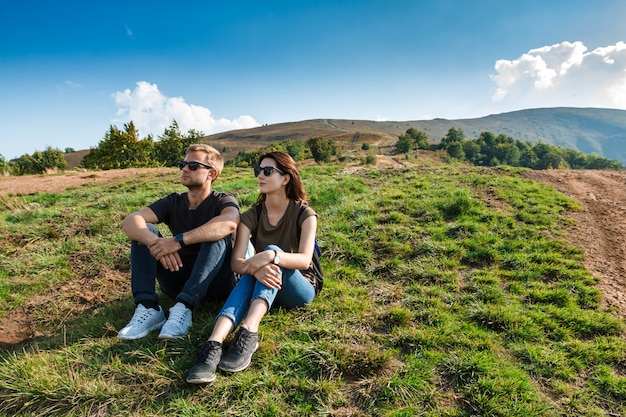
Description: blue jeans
130,224,235,309
217,245,316,327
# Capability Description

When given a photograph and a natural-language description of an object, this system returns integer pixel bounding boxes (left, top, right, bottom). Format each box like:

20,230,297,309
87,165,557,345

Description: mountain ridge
64,107,626,167
202,107,626,164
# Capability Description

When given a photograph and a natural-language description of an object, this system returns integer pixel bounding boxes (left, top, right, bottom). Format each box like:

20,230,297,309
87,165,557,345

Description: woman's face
256,158,287,194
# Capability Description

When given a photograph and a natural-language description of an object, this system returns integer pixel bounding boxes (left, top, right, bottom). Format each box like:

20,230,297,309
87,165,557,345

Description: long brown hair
255,152,309,204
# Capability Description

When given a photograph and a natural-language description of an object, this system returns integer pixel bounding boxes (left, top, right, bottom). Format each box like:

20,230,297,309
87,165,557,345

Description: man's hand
148,238,184,271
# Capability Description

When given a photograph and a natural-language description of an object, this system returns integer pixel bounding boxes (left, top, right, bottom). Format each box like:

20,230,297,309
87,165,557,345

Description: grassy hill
63,107,626,168
201,107,626,165
0,155,624,416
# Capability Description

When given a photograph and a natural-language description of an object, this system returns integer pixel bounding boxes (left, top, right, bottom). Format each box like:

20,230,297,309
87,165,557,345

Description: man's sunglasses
179,160,213,171
254,166,285,177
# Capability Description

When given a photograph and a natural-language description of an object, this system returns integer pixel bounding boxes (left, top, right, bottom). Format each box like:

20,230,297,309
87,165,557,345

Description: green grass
0,163,624,416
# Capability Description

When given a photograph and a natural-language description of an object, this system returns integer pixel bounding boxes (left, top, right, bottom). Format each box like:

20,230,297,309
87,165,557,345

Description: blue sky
2,0,626,159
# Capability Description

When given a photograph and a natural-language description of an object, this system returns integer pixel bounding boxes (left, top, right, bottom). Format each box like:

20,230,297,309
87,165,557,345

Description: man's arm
180,205,240,245
121,207,160,245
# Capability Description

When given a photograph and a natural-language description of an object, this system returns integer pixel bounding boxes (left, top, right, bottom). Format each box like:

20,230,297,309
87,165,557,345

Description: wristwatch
175,233,186,248
273,251,281,265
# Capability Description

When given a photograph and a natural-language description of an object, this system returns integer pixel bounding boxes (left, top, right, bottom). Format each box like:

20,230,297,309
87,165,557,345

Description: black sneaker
218,327,259,373
186,341,222,384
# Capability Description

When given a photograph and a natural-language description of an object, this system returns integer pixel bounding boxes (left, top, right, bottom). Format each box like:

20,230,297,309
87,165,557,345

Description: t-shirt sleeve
240,205,258,233
299,205,317,227
148,193,177,223
215,192,240,214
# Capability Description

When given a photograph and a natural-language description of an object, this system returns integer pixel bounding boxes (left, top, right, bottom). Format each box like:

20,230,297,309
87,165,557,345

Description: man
118,144,240,341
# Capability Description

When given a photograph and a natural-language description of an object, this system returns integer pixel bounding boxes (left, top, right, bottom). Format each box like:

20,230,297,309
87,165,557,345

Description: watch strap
175,233,186,247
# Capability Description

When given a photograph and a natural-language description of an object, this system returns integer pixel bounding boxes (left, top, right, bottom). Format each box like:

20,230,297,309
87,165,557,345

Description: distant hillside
202,107,626,165
64,107,626,167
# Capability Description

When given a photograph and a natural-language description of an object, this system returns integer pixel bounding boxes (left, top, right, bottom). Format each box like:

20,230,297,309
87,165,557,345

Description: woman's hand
254,263,283,289
241,250,275,275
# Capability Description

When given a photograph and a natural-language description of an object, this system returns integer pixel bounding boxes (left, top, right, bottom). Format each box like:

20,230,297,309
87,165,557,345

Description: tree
406,127,429,149
440,128,465,149
536,150,567,169
10,147,66,175
518,143,538,168
493,142,521,166
446,142,466,160
306,136,337,163
229,149,261,168
395,128,429,154
585,153,622,169
462,141,483,165
562,148,588,169
156,122,205,167
34,147,67,173
282,139,308,161
394,133,412,154
10,154,36,175
152,120,196,167
83,122,155,169
0,154,9,175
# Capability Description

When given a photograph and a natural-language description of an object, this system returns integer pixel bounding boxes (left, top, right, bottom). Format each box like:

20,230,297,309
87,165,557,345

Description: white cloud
491,41,626,109
112,81,260,137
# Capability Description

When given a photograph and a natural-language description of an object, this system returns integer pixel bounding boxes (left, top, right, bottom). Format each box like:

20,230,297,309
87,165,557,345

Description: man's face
180,151,214,189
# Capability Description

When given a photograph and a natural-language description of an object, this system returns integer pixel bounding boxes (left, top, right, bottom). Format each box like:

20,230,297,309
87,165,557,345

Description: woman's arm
271,214,317,270
231,223,253,275
232,222,284,289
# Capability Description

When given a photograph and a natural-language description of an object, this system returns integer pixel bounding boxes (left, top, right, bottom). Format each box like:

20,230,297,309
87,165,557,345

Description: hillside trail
522,169,626,318
0,165,625,348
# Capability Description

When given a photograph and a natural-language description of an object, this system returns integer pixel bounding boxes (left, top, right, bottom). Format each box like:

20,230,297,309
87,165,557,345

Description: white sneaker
118,304,166,341
158,302,192,340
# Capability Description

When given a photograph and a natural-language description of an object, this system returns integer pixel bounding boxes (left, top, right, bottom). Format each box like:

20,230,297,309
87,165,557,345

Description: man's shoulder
212,190,237,200
150,192,186,207
208,190,240,209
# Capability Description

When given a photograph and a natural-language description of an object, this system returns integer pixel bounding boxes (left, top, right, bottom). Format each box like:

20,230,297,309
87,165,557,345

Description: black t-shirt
149,190,239,257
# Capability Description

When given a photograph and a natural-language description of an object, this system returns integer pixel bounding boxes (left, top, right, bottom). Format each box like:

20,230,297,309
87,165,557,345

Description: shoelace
197,343,220,363
232,330,253,354
169,308,189,325
132,308,153,324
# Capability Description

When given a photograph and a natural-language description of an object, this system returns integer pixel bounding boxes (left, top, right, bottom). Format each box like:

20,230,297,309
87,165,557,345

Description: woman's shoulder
293,200,316,219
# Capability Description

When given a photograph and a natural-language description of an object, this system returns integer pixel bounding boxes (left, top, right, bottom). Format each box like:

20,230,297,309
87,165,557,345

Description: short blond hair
185,144,224,178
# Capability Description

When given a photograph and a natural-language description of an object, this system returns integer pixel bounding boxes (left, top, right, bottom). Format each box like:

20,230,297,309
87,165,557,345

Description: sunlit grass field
0,161,624,416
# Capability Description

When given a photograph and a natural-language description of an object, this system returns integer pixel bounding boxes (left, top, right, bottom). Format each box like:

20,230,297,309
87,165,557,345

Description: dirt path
522,169,626,318
1,166,624,348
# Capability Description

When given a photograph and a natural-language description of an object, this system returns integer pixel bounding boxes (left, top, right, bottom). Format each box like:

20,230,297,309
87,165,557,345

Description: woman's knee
264,244,282,253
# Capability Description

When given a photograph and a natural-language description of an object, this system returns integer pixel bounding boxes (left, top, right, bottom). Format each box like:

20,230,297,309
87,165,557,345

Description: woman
186,151,321,384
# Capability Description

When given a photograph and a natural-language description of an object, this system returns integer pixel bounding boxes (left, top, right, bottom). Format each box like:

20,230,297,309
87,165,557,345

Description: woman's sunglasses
254,166,285,177
179,160,213,171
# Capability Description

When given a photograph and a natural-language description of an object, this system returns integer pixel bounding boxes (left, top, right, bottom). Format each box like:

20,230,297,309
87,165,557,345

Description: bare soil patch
522,169,626,318
0,168,175,196
1,165,625,348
